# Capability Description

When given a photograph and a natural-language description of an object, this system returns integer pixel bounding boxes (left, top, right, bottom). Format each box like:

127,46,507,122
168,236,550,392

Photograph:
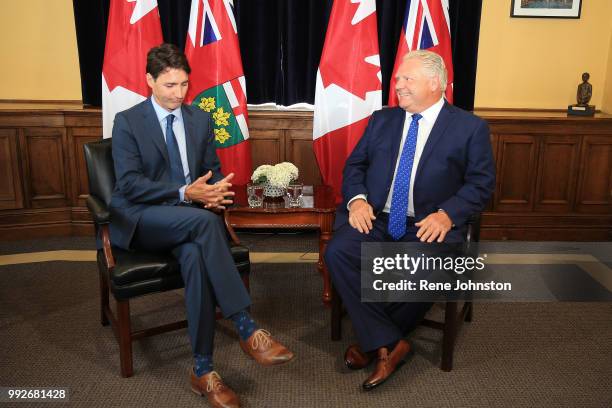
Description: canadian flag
388,0,453,106
102,0,163,139
313,0,382,203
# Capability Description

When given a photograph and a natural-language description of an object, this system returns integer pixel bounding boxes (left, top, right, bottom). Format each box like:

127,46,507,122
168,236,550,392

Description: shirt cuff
438,208,455,227
347,194,368,211
179,185,189,203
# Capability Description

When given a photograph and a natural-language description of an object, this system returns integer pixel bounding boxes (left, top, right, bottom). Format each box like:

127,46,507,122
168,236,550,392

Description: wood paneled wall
477,111,612,240
0,103,610,240
249,111,323,186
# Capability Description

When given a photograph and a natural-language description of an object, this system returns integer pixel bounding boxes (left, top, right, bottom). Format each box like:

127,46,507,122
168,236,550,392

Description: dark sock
230,309,259,341
194,354,213,377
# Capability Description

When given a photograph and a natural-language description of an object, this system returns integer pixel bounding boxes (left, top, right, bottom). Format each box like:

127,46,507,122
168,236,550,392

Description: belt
376,211,415,223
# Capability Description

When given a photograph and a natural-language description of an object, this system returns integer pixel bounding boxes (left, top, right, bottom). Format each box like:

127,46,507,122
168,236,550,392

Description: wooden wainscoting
0,105,100,238
0,102,610,240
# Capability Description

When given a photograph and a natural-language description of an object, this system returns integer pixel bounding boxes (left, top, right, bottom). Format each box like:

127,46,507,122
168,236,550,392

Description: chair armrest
100,224,116,269
465,213,482,244
86,195,115,268
87,195,110,225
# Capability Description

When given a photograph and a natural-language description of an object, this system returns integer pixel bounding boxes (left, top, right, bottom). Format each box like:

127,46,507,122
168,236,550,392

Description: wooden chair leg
465,301,473,322
241,273,250,293
117,300,133,378
99,270,110,326
441,302,458,372
331,284,342,341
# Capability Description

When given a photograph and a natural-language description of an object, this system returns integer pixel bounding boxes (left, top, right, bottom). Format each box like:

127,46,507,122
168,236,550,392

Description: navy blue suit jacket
109,98,223,250
335,102,495,240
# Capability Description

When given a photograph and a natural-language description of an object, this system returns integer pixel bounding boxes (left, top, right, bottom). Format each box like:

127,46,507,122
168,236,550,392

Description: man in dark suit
324,50,495,390
110,44,292,408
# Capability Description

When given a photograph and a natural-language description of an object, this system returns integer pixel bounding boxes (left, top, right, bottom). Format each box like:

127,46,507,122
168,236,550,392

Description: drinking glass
286,182,303,208
247,183,264,207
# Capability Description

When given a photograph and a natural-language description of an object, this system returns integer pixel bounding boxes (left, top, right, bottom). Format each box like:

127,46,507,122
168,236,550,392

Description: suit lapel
386,108,408,186
142,99,169,165
181,105,198,180
415,101,454,180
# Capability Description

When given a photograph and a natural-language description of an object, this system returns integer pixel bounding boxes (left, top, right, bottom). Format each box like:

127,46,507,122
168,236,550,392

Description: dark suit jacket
109,98,223,250
335,102,495,240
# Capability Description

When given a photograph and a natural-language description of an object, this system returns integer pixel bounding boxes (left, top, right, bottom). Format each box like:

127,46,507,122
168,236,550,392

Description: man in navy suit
110,44,292,408
324,50,495,390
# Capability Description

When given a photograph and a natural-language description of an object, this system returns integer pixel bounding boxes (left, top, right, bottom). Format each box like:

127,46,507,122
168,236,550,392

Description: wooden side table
225,185,336,305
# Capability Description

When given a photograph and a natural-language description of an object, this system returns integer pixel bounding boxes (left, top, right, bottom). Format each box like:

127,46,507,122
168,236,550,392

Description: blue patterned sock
194,354,213,377
230,310,259,341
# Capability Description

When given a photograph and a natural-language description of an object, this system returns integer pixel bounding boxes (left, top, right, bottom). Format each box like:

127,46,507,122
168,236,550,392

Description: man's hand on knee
415,211,452,243
348,199,376,234
185,171,235,209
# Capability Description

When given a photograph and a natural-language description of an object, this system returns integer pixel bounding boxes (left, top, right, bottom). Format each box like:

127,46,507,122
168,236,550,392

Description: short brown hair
146,43,191,79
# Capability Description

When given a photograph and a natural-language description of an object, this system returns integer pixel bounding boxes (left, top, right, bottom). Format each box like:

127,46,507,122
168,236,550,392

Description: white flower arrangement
251,162,299,188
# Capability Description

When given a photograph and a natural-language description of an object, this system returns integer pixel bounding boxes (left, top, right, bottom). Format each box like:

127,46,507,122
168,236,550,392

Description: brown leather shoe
344,344,374,370
239,329,294,366
362,340,413,391
190,369,240,408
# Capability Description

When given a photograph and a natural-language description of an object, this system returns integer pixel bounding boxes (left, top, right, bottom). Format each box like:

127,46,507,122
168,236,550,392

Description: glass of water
247,183,264,207
286,182,303,207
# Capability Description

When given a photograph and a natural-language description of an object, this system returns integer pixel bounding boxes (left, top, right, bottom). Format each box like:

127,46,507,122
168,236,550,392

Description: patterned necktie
388,113,422,240
165,114,185,185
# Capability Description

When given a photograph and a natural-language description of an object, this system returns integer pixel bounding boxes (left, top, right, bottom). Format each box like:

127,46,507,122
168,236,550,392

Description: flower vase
262,182,286,207
263,183,286,198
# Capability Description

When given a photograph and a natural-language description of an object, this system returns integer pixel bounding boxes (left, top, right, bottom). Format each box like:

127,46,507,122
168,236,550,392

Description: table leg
318,213,334,306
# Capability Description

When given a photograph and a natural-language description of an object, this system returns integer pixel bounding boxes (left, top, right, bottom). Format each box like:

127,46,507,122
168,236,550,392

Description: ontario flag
102,0,163,139
313,0,382,203
184,0,252,185
388,0,454,106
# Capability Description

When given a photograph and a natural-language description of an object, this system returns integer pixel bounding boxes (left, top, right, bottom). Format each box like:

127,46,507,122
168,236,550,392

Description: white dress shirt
348,97,445,217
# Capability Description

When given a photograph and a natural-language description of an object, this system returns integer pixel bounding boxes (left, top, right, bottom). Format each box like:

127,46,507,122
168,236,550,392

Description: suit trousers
324,214,432,352
133,204,251,356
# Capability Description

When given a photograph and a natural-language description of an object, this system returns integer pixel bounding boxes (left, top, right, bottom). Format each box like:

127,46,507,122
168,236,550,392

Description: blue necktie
388,113,422,240
165,114,185,185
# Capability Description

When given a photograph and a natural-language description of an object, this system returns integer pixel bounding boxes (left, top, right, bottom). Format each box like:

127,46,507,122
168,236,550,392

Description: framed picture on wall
510,0,582,18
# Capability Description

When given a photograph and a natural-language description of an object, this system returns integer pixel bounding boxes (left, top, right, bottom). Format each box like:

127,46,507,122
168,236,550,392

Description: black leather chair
330,214,481,372
84,139,250,377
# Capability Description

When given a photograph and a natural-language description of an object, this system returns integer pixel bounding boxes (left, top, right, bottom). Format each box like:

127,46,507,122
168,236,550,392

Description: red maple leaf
319,1,381,100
